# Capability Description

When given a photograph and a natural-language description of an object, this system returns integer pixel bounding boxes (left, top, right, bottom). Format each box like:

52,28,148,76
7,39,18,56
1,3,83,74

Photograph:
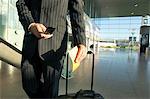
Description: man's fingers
77,48,87,63
75,45,87,63
37,24,44,33
41,34,53,39
29,23,49,38
40,24,47,32
44,34,53,39
75,48,83,63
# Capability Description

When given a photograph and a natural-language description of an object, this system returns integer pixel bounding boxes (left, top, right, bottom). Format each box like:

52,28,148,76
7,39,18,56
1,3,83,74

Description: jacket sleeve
16,0,34,32
68,0,86,46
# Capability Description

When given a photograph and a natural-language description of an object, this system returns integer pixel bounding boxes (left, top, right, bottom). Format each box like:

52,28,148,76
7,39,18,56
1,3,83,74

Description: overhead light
131,12,134,15
134,4,138,7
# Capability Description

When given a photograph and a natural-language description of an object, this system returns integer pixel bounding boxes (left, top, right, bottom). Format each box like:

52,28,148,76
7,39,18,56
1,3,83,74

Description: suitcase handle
87,51,95,91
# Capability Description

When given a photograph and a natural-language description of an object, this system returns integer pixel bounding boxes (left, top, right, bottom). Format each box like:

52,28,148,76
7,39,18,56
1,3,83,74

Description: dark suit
16,0,86,98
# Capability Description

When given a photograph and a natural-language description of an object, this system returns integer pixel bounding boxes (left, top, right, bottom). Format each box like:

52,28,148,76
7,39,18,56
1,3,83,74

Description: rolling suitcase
58,50,104,99
59,15,104,98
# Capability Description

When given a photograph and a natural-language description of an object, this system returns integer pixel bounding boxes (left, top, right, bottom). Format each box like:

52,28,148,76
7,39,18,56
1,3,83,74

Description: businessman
16,0,86,98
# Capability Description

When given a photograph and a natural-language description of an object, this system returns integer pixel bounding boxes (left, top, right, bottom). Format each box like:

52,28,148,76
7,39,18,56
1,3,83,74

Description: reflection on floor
0,49,150,99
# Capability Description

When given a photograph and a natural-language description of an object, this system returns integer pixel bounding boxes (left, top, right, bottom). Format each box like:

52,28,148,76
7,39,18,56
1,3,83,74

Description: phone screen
45,27,55,34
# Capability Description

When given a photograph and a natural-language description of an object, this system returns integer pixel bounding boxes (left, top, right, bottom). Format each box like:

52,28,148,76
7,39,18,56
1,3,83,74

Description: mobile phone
44,27,55,34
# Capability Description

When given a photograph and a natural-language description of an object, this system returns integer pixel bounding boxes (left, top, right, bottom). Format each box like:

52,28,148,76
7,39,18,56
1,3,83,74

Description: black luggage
58,51,104,99
75,89,104,99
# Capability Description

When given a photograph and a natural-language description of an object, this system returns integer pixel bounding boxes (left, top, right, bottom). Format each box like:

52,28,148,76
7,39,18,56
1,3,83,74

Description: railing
0,37,21,68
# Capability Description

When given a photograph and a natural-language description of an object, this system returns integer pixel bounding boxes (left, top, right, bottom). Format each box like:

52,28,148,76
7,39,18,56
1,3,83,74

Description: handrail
0,37,22,68
0,38,22,54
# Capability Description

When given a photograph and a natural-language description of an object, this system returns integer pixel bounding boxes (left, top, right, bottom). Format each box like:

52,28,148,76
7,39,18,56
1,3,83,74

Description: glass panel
91,16,142,41
99,25,109,29
131,19,142,24
119,19,131,24
2,0,8,4
108,19,120,24
1,5,7,25
119,24,130,29
0,3,2,25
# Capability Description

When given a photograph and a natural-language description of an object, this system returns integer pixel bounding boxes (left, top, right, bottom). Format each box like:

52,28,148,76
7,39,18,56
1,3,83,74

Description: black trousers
21,50,65,98
140,45,147,54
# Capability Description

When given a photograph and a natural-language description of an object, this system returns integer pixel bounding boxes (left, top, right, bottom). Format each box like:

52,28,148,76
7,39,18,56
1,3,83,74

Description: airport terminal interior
0,0,150,99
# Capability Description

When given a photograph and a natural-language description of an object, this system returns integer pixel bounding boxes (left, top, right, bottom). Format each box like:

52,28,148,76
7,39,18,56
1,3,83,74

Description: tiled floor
0,49,150,99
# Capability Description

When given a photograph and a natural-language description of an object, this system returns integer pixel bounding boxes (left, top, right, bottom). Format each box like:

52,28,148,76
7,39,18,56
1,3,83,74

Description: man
140,34,149,54
16,0,86,98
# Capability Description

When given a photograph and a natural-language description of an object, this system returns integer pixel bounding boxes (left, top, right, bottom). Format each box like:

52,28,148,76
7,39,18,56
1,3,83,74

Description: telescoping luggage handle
65,53,69,95
65,50,95,95
90,50,95,91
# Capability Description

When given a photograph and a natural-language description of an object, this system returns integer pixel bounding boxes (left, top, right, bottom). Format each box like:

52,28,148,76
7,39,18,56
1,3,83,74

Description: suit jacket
16,0,86,61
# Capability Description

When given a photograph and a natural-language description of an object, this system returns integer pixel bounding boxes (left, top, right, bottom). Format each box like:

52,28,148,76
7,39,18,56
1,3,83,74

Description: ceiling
84,0,150,18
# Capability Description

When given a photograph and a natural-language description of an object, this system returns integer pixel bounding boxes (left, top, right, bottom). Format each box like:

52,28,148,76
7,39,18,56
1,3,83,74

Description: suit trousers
21,34,67,98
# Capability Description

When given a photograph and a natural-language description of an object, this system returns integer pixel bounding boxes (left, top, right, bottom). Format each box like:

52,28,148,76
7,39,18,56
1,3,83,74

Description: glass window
10,0,16,6
119,17,130,20
0,4,2,25
131,19,142,24
2,0,8,4
119,29,130,33
1,5,7,25
100,29,110,33
8,6,14,28
130,24,140,29
119,24,130,29
10,0,13,4
109,24,121,29
91,16,142,41
119,19,131,24
99,25,109,29
108,19,120,24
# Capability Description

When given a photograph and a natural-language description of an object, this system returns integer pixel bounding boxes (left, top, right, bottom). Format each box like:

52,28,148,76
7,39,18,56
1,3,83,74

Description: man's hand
29,23,53,39
75,44,87,63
